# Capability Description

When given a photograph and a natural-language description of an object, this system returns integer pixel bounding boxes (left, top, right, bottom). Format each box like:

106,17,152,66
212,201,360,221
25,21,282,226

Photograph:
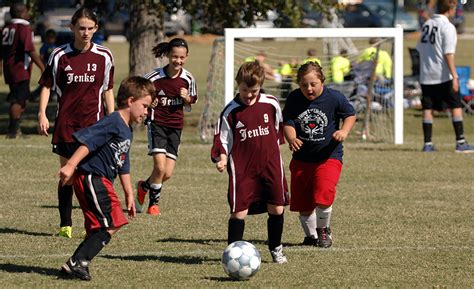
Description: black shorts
7,80,30,105
147,122,182,160
52,142,80,159
421,80,462,111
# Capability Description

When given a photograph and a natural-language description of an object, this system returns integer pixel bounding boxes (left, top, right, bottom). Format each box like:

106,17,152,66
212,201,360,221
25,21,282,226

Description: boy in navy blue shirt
58,76,155,281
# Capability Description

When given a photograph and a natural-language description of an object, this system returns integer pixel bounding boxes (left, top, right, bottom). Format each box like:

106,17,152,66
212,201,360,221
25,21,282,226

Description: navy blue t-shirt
282,87,355,163
73,112,132,181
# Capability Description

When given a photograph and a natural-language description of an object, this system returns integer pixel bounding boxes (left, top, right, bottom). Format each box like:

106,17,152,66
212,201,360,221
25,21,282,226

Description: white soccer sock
150,183,162,190
316,206,332,228
299,212,317,238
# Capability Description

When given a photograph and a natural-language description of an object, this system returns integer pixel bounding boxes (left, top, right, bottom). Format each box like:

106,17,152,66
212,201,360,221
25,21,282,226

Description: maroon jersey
211,93,287,212
0,18,36,84
144,65,197,129
39,42,115,144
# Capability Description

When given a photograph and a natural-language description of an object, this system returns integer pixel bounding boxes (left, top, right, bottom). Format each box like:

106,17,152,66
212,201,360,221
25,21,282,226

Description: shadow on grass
0,263,59,277
40,205,81,210
0,227,51,237
156,237,268,246
205,276,247,282
101,254,220,264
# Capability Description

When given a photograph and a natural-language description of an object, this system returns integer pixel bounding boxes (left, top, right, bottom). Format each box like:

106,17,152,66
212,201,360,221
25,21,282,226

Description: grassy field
0,26,473,287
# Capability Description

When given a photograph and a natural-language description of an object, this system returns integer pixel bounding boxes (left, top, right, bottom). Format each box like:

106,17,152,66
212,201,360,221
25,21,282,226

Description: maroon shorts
73,172,128,234
289,158,342,211
228,157,288,214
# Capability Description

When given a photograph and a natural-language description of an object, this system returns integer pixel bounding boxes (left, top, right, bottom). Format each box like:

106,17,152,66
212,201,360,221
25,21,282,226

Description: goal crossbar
224,27,404,144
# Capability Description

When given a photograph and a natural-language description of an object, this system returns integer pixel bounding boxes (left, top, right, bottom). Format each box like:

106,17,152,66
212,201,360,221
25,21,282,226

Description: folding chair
456,66,474,114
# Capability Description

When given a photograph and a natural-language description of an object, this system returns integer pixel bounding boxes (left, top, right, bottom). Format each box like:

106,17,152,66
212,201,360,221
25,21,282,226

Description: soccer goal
198,28,404,144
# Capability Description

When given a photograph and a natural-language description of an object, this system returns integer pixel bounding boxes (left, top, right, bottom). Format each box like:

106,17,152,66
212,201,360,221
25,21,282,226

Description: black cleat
60,258,91,281
316,227,332,248
301,236,318,246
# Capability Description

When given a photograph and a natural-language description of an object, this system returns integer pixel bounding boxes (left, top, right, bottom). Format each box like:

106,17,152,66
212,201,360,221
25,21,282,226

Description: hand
126,195,136,219
58,165,75,186
38,114,49,136
452,77,459,93
216,154,227,172
332,129,349,142
180,87,189,102
288,137,303,152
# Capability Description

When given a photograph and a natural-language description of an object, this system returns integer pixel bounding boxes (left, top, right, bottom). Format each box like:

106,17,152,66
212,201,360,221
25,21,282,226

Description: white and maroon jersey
0,18,36,84
39,42,114,144
211,93,284,171
144,65,197,129
416,14,457,85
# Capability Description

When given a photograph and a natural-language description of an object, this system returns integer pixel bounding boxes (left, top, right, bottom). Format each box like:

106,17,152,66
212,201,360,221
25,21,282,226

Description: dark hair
9,3,27,19
117,76,156,109
152,38,189,58
235,61,265,87
45,29,57,38
438,0,457,14
297,61,326,83
71,7,98,26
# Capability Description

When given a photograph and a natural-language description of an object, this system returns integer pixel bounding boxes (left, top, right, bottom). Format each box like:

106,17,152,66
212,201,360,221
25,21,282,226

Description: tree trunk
129,1,164,76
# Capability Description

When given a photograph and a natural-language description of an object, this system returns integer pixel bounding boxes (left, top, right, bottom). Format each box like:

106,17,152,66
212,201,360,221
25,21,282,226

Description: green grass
0,32,473,287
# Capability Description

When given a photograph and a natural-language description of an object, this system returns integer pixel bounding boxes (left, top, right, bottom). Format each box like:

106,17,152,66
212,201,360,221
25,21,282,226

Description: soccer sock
7,118,19,134
299,212,317,238
422,119,433,144
58,182,73,227
142,177,151,190
148,183,162,207
452,117,465,142
73,230,111,262
228,218,245,244
316,206,332,229
267,213,284,251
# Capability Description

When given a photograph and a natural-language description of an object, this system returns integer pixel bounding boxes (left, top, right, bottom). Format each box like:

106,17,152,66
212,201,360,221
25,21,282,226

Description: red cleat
137,180,148,206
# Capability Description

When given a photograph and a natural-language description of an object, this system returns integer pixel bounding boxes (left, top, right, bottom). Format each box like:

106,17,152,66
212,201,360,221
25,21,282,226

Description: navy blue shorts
52,142,80,159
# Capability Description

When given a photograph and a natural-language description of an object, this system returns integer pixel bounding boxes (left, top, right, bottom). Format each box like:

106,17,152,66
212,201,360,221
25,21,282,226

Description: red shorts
289,158,342,211
73,172,128,234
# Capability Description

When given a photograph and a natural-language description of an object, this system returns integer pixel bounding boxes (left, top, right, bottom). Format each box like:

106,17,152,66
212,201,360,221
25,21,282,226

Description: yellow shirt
358,47,392,79
330,56,351,83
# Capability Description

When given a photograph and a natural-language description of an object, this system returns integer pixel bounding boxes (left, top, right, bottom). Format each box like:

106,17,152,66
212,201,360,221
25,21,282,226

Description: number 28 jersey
39,42,115,144
416,14,457,85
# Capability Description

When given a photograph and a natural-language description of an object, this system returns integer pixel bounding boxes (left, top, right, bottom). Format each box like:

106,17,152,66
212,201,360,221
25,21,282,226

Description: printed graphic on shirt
110,139,131,168
297,108,328,142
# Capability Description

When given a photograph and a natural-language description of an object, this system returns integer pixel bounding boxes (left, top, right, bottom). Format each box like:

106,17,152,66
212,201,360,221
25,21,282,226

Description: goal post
199,27,404,144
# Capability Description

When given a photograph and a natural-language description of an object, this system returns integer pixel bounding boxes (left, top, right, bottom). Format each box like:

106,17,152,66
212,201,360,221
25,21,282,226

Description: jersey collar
10,18,30,25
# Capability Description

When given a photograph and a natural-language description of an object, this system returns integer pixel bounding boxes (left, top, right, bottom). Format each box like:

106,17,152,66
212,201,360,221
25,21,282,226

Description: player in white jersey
416,0,473,153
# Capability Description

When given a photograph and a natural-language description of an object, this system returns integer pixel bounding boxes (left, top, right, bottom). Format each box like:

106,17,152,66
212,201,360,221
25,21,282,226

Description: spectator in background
330,49,351,84
302,48,321,66
358,38,392,81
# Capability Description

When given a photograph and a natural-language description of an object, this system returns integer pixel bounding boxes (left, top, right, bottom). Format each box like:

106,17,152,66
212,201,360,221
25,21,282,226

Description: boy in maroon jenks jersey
136,38,198,216
211,61,288,264
0,3,44,138
58,76,155,281
37,8,115,238
283,62,356,248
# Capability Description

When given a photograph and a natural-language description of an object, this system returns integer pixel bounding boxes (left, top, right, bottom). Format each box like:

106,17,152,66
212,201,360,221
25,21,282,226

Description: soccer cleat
60,258,91,281
57,226,72,238
136,180,148,206
422,143,436,152
455,142,474,153
270,245,288,264
316,227,332,248
301,235,318,246
147,204,161,216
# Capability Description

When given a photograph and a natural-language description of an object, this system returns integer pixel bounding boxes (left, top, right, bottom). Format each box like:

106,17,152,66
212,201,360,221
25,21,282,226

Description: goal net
199,28,404,144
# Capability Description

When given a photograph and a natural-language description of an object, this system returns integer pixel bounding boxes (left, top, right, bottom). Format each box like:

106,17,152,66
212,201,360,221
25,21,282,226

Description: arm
103,88,115,114
283,124,303,152
445,53,459,93
37,86,52,136
58,145,90,185
30,50,45,73
119,173,136,219
333,115,356,142
180,87,193,105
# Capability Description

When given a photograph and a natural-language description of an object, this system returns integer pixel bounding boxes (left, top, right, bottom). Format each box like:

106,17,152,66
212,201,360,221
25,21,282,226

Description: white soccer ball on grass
221,241,261,280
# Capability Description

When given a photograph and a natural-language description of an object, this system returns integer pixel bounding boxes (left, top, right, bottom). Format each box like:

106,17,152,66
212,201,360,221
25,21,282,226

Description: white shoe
270,244,288,264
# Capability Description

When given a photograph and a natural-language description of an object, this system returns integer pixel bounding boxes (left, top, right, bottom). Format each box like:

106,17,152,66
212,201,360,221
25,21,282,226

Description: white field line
0,245,472,259
0,143,209,149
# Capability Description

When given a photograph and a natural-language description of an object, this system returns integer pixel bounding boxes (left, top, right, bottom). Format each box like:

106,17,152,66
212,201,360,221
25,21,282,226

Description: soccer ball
221,241,261,280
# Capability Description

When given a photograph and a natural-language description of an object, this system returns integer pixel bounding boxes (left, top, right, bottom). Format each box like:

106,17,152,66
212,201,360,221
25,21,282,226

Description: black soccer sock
58,182,73,227
267,213,284,251
422,120,433,143
228,218,245,244
7,118,19,134
73,230,111,262
148,187,161,208
142,177,151,190
452,120,465,142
